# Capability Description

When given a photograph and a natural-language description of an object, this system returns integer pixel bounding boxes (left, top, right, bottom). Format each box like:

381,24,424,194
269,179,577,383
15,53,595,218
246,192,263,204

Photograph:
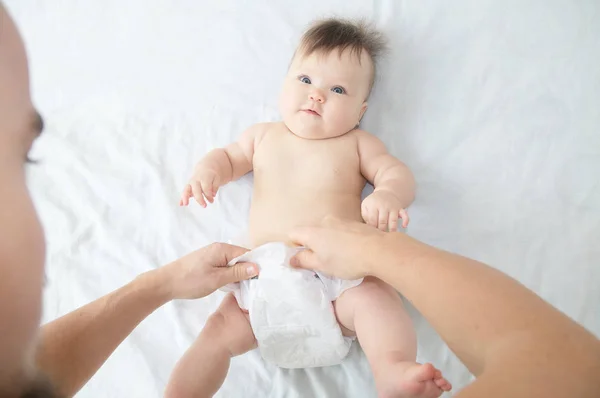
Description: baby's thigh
333,276,405,335
205,294,257,355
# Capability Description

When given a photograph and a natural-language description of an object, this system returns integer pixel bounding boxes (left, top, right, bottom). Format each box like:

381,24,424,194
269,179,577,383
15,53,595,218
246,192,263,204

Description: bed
7,0,599,396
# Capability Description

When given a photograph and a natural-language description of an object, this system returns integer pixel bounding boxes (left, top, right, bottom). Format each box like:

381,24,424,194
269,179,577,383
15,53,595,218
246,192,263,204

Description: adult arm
35,243,258,397
290,218,600,398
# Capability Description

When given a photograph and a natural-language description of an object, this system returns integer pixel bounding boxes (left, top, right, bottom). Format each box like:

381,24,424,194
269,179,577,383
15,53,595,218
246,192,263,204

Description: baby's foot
375,361,451,398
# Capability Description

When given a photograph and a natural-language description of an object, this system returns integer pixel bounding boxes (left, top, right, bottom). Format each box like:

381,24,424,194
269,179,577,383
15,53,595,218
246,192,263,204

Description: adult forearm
373,233,600,395
35,269,171,397
455,358,600,398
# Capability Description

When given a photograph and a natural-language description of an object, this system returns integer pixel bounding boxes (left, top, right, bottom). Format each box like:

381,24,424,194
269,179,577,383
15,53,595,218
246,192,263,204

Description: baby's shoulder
261,121,287,134
243,121,278,135
246,121,286,139
238,122,283,147
346,128,380,146
346,129,393,158
348,128,376,138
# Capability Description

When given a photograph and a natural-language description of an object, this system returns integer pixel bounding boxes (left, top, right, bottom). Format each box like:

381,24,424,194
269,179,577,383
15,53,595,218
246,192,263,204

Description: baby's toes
433,370,451,390
434,378,451,391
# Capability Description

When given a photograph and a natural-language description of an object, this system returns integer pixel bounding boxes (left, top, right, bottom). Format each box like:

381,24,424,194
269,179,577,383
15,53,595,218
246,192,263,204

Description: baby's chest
253,138,362,188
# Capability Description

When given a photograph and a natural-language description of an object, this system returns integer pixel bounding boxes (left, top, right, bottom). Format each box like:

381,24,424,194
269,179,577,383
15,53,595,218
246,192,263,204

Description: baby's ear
359,102,368,122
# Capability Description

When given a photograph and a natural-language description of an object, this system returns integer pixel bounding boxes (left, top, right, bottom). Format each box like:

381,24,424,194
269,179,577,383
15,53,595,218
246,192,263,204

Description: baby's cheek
278,96,293,116
328,108,355,136
278,86,297,117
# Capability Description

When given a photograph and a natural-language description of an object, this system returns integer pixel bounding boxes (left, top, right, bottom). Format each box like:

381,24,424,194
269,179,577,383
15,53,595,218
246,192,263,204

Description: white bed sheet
6,0,599,396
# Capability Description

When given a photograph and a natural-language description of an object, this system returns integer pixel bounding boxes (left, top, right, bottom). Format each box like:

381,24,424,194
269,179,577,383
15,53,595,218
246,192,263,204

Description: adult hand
289,217,392,279
158,243,258,300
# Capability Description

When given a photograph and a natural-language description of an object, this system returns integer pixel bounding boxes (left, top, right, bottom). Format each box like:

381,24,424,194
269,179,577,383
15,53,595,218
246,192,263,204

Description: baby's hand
361,190,409,231
179,168,222,208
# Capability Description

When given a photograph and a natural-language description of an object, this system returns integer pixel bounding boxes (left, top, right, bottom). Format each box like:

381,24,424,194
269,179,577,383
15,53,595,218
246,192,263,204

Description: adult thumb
220,262,259,286
290,250,321,271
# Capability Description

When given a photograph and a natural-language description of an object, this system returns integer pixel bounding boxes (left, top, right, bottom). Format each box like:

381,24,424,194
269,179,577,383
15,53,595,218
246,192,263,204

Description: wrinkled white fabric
16,1,599,395
222,242,362,368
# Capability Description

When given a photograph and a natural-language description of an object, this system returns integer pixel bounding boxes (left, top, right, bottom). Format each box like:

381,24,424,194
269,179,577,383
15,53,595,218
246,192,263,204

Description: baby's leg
165,294,256,398
334,277,451,398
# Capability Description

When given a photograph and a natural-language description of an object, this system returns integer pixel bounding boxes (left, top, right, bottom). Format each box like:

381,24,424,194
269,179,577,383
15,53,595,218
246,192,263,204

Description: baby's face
279,48,372,140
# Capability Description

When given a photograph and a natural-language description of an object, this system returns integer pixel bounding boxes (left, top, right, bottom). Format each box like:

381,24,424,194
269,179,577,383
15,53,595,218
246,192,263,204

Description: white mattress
7,0,599,396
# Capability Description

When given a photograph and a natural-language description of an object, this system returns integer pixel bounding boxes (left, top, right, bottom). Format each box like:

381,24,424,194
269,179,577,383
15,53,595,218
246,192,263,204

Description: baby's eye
299,76,311,84
331,86,346,94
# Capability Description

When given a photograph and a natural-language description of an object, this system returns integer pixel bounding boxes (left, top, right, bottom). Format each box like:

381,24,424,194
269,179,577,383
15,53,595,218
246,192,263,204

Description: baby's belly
248,191,363,248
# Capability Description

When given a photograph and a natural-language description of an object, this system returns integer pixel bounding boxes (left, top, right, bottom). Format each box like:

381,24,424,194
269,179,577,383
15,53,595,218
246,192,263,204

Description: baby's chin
283,119,350,140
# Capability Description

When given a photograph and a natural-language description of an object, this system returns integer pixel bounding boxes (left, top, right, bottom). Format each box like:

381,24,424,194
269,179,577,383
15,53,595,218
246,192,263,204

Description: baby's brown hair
297,18,387,93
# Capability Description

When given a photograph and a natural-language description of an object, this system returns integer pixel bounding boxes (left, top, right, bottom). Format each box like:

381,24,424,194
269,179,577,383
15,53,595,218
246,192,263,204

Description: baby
169,19,451,398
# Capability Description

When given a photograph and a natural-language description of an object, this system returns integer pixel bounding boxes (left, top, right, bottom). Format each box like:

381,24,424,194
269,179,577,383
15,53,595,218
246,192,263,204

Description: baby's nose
309,90,325,103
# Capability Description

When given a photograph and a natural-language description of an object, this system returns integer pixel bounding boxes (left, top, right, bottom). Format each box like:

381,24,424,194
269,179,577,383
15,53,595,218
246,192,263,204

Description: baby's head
279,18,386,140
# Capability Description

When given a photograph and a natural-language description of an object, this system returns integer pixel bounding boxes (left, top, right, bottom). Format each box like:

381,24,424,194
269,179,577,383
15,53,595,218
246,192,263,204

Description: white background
6,1,599,396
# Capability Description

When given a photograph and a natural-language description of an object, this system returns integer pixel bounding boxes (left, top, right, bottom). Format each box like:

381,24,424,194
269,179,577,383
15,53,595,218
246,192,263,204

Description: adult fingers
289,226,317,249
289,250,322,272
215,261,259,287
214,243,251,264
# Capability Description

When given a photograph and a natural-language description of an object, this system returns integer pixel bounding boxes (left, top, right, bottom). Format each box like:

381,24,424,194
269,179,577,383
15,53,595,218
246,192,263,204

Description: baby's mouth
301,109,321,116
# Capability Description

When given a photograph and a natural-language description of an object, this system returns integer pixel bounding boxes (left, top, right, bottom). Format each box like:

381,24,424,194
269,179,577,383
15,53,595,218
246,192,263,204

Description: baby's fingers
378,210,390,232
180,184,192,206
201,177,217,203
361,206,378,228
388,212,399,232
399,209,410,228
191,181,207,208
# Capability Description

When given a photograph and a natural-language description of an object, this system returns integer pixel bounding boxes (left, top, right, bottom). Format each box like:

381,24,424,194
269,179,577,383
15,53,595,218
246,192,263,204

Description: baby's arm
357,131,416,230
180,123,266,207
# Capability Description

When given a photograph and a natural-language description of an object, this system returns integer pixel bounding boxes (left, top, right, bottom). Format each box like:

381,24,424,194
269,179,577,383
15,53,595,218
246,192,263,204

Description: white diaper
221,242,362,368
